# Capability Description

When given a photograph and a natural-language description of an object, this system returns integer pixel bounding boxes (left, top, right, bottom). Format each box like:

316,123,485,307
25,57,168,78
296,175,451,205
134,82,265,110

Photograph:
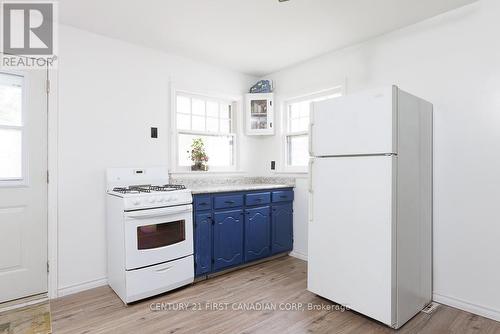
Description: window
0,73,24,181
284,88,342,171
174,92,237,171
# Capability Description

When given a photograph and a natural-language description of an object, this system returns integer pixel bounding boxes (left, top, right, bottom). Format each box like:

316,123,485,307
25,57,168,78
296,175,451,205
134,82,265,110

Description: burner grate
162,184,186,190
113,184,186,194
113,187,141,194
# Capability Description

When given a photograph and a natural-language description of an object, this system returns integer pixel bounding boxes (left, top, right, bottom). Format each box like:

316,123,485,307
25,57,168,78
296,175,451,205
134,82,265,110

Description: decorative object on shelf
245,93,274,135
249,80,274,93
188,138,209,171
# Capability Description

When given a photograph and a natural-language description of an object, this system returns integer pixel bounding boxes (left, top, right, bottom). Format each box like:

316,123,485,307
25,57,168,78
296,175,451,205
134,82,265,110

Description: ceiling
58,0,477,76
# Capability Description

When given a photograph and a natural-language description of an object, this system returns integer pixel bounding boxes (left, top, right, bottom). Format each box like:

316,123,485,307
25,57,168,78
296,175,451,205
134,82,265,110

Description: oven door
124,204,193,270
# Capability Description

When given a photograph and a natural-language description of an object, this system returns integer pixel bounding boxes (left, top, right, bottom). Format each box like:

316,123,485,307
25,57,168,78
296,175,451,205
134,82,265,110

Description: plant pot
191,162,208,171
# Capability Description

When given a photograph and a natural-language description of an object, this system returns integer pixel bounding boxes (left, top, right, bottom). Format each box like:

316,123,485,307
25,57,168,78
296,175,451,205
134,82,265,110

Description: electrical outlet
151,127,158,138
271,161,276,170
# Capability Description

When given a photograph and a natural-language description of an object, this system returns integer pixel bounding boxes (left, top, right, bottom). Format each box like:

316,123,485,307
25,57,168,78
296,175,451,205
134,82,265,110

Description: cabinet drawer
125,255,194,303
213,194,244,209
194,196,212,211
245,192,271,206
272,190,294,203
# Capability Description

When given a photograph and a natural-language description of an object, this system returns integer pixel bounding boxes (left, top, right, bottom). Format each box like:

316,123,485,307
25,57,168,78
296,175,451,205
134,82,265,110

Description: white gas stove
106,167,194,304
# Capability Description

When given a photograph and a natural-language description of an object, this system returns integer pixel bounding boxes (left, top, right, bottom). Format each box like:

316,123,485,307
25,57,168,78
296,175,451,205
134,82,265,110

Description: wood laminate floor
0,301,51,334
51,256,500,334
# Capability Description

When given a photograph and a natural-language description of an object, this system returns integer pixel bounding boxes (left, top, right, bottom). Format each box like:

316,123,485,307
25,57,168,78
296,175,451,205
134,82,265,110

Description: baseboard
57,277,108,298
433,293,500,323
289,250,308,261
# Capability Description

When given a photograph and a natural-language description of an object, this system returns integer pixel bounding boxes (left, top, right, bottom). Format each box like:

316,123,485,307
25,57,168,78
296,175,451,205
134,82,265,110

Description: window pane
206,101,219,118
290,117,308,132
192,99,205,116
219,119,231,133
192,115,205,131
206,117,218,132
0,129,22,179
177,113,190,130
220,103,232,119
177,95,190,115
298,101,310,118
287,134,309,167
178,134,233,167
289,104,299,119
0,76,22,126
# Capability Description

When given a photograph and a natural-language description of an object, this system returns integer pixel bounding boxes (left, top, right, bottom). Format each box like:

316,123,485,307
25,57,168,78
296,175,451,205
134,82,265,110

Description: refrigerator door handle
308,106,314,156
309,158,314,222
308,158,314,194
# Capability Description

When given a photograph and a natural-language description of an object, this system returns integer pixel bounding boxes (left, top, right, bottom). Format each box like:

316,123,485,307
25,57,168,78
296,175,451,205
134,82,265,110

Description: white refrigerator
307,85,433,329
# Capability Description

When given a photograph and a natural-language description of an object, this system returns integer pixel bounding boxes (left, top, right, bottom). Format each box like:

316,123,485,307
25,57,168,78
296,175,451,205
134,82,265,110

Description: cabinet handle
280,195,288,199
199,202,208,205
256,198,262,201
225,200,235,204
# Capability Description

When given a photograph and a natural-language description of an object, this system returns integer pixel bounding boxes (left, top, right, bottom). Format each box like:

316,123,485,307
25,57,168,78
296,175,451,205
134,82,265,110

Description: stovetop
112,184,186,194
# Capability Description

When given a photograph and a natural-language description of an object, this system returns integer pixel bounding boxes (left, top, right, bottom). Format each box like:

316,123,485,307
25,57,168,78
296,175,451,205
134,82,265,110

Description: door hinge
46,170,49,184
46,79,51,94
47,261,49,273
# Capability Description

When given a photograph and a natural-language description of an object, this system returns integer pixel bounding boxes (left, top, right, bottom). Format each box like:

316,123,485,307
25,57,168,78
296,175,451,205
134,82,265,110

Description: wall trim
47,68,59,299
433,293,500,323
57,278,108,298
289,251,308,261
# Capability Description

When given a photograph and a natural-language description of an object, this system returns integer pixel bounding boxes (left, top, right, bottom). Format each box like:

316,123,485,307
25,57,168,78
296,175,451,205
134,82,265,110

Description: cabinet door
213,210,244,271
194,213,212,276
271,203,293,254
244,206,271,262
246,93,274,135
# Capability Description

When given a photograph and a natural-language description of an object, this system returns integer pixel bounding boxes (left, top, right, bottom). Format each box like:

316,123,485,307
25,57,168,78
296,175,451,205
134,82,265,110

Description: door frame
0,65,54,303
47,68,59,299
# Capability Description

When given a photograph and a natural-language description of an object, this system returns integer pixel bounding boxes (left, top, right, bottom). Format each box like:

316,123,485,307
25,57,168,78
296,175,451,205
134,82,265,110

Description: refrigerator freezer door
310,86,396,157
308,155,395,326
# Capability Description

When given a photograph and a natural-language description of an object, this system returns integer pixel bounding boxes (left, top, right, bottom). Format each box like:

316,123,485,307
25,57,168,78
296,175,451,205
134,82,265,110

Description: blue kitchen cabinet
244,206,271,262
194,212,212,276
213,209,244,271
271,203,293,255
193,187,293,277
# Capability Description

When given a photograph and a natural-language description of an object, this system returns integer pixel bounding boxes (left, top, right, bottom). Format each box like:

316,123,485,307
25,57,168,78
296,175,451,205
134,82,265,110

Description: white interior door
0,69,48,303
310,86,396,156
308,155,395,326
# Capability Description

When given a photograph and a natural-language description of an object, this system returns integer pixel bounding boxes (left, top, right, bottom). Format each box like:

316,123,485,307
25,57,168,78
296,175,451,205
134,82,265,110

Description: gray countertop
189,183,293,194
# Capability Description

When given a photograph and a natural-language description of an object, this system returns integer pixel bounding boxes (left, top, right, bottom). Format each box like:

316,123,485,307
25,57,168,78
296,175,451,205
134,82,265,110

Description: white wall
258,0,500,321
55,25,257,295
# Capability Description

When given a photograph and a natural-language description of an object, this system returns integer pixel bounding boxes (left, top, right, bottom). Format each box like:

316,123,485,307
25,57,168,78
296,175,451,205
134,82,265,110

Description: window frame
281,86,343,173
170,86,241,173
0,71,27,186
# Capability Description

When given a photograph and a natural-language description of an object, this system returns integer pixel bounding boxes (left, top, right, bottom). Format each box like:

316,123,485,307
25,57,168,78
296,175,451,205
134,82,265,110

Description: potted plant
188,138,209,171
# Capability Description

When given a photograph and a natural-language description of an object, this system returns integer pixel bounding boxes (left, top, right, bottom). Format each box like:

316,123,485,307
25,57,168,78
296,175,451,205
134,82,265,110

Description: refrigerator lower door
308,155,395,326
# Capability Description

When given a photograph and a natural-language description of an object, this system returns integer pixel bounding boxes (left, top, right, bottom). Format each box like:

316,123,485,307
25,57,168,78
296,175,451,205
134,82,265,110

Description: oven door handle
125,205,192,219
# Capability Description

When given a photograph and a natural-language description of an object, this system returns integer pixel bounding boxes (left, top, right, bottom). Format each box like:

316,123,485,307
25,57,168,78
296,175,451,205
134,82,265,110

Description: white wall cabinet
245,93,274,135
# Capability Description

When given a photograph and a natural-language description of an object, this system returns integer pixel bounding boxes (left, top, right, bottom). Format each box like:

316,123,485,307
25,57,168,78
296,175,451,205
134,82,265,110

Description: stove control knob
132,200,141,206
149,197,157,203
157,197,165,203
165,197,172,202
